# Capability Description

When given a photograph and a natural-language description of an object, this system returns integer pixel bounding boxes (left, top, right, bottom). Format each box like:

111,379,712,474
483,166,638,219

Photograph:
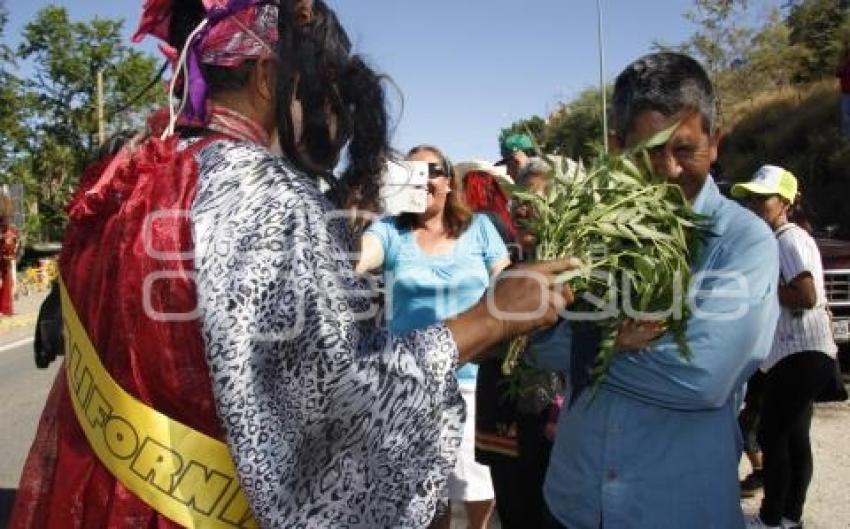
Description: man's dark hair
612,52,717,143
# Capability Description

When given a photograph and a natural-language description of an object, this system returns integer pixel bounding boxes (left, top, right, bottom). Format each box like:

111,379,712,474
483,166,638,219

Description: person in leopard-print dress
10,2,578,529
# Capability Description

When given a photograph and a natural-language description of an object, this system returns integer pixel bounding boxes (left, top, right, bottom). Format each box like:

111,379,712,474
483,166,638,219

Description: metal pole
596,0,608,153
96,69,106,145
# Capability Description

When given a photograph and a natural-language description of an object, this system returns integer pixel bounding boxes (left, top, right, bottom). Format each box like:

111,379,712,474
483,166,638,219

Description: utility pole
96,69,106,145
596,0,608,153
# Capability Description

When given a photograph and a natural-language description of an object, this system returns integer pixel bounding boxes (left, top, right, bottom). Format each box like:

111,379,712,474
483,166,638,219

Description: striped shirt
761,223,837,372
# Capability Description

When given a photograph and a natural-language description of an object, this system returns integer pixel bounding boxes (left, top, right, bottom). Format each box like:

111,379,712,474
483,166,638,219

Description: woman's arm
778,272,817,310
478,213,512,277
489,256,511,277
776,228,820,310
355,232,385,273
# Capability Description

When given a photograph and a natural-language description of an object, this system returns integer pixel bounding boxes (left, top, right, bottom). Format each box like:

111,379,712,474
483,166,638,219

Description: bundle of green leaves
502,129,709,384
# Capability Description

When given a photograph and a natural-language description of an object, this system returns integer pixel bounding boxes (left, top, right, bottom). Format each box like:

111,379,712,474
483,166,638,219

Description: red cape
10,133,227,529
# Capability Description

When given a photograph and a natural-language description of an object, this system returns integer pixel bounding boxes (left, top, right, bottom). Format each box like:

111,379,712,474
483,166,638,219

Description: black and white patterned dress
191,139,464,528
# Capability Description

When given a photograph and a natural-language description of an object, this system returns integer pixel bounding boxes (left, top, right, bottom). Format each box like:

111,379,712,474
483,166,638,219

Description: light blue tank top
367,214,508,381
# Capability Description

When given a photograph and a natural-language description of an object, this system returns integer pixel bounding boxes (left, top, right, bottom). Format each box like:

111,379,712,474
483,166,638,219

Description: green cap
731,165,798,204
497,133,535,163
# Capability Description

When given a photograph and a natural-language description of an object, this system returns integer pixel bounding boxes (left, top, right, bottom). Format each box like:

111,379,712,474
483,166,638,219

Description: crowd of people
7,1,846,529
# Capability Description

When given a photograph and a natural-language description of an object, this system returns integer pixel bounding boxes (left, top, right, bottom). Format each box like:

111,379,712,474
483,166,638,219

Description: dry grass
717,80,850,237
721,80,838,132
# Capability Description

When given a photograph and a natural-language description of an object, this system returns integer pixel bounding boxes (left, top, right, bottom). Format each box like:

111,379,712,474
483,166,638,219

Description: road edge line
0,337,35,353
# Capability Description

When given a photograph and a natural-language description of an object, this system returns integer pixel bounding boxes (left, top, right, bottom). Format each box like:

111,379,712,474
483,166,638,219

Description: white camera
379,160,429,215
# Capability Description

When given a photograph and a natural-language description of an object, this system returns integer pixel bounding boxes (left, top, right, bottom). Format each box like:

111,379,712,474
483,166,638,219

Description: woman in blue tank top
357,145,510,529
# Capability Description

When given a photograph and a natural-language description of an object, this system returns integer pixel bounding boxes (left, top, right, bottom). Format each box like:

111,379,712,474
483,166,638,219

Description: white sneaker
745,514,781,529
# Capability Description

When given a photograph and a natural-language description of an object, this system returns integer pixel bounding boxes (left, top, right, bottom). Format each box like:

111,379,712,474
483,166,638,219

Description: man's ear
708,129,720,164
254,56,278,104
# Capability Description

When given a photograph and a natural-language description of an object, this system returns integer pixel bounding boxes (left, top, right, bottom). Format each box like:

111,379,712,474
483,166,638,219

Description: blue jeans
842,94,850,138
549,516,603,529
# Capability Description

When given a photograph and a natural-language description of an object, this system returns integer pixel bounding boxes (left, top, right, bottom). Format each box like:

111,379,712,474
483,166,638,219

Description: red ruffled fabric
133,0,173,44
9,133,226,529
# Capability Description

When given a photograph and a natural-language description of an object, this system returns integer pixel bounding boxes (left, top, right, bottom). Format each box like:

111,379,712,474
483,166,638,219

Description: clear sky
3,0,702,162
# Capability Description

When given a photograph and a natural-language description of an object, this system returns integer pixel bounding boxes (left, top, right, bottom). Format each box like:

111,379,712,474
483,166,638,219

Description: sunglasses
428,163,449,178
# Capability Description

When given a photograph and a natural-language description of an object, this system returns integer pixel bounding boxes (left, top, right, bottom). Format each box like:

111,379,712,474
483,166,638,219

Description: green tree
743,7,806,91
786,0,850,81
543,86,610,162
0,1,28,176
12,6,165,241
683,0,751,74
18,6,163,155
497,86,610,165
499,115,547,152
671,0,754,114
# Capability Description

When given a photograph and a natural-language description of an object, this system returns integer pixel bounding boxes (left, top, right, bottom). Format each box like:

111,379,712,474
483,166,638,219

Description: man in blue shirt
531,53,780,529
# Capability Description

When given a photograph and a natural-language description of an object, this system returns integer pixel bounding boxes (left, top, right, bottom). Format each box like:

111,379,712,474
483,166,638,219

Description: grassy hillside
718,81,850,237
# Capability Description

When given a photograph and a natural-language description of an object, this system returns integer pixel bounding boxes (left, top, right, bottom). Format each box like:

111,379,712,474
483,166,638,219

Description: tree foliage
499,116,547,152
18,7,163,154
0,1,27,176
681,0,753,81
497,87,609,164
743,8,806,90
786,0,850,81
543,86,610,162
2,6,165,241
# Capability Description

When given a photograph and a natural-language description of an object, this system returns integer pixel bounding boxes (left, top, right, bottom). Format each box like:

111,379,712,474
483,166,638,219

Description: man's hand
448,258,580,364
614,319,667,352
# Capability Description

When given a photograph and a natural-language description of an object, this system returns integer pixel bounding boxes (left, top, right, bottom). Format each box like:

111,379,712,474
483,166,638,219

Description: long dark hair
276,0,390,209
168,0,390,209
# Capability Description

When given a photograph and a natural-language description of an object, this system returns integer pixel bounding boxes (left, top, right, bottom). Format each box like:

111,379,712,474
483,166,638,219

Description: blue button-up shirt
531,176,780,529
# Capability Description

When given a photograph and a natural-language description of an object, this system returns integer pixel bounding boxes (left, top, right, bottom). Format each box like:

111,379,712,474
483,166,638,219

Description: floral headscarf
132,0,279,126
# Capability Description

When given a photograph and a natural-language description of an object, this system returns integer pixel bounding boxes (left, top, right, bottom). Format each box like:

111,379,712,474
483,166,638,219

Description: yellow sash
60,277,258,529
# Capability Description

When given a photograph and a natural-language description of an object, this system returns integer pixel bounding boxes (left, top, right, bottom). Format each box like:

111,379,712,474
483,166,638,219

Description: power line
110,60,169,117
596,0,608,153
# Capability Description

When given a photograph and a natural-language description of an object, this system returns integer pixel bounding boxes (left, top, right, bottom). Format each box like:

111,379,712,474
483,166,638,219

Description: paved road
0,339,60,488
0,338,59,526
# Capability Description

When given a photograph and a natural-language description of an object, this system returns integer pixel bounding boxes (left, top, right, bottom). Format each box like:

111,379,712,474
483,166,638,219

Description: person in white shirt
732,165,838,529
